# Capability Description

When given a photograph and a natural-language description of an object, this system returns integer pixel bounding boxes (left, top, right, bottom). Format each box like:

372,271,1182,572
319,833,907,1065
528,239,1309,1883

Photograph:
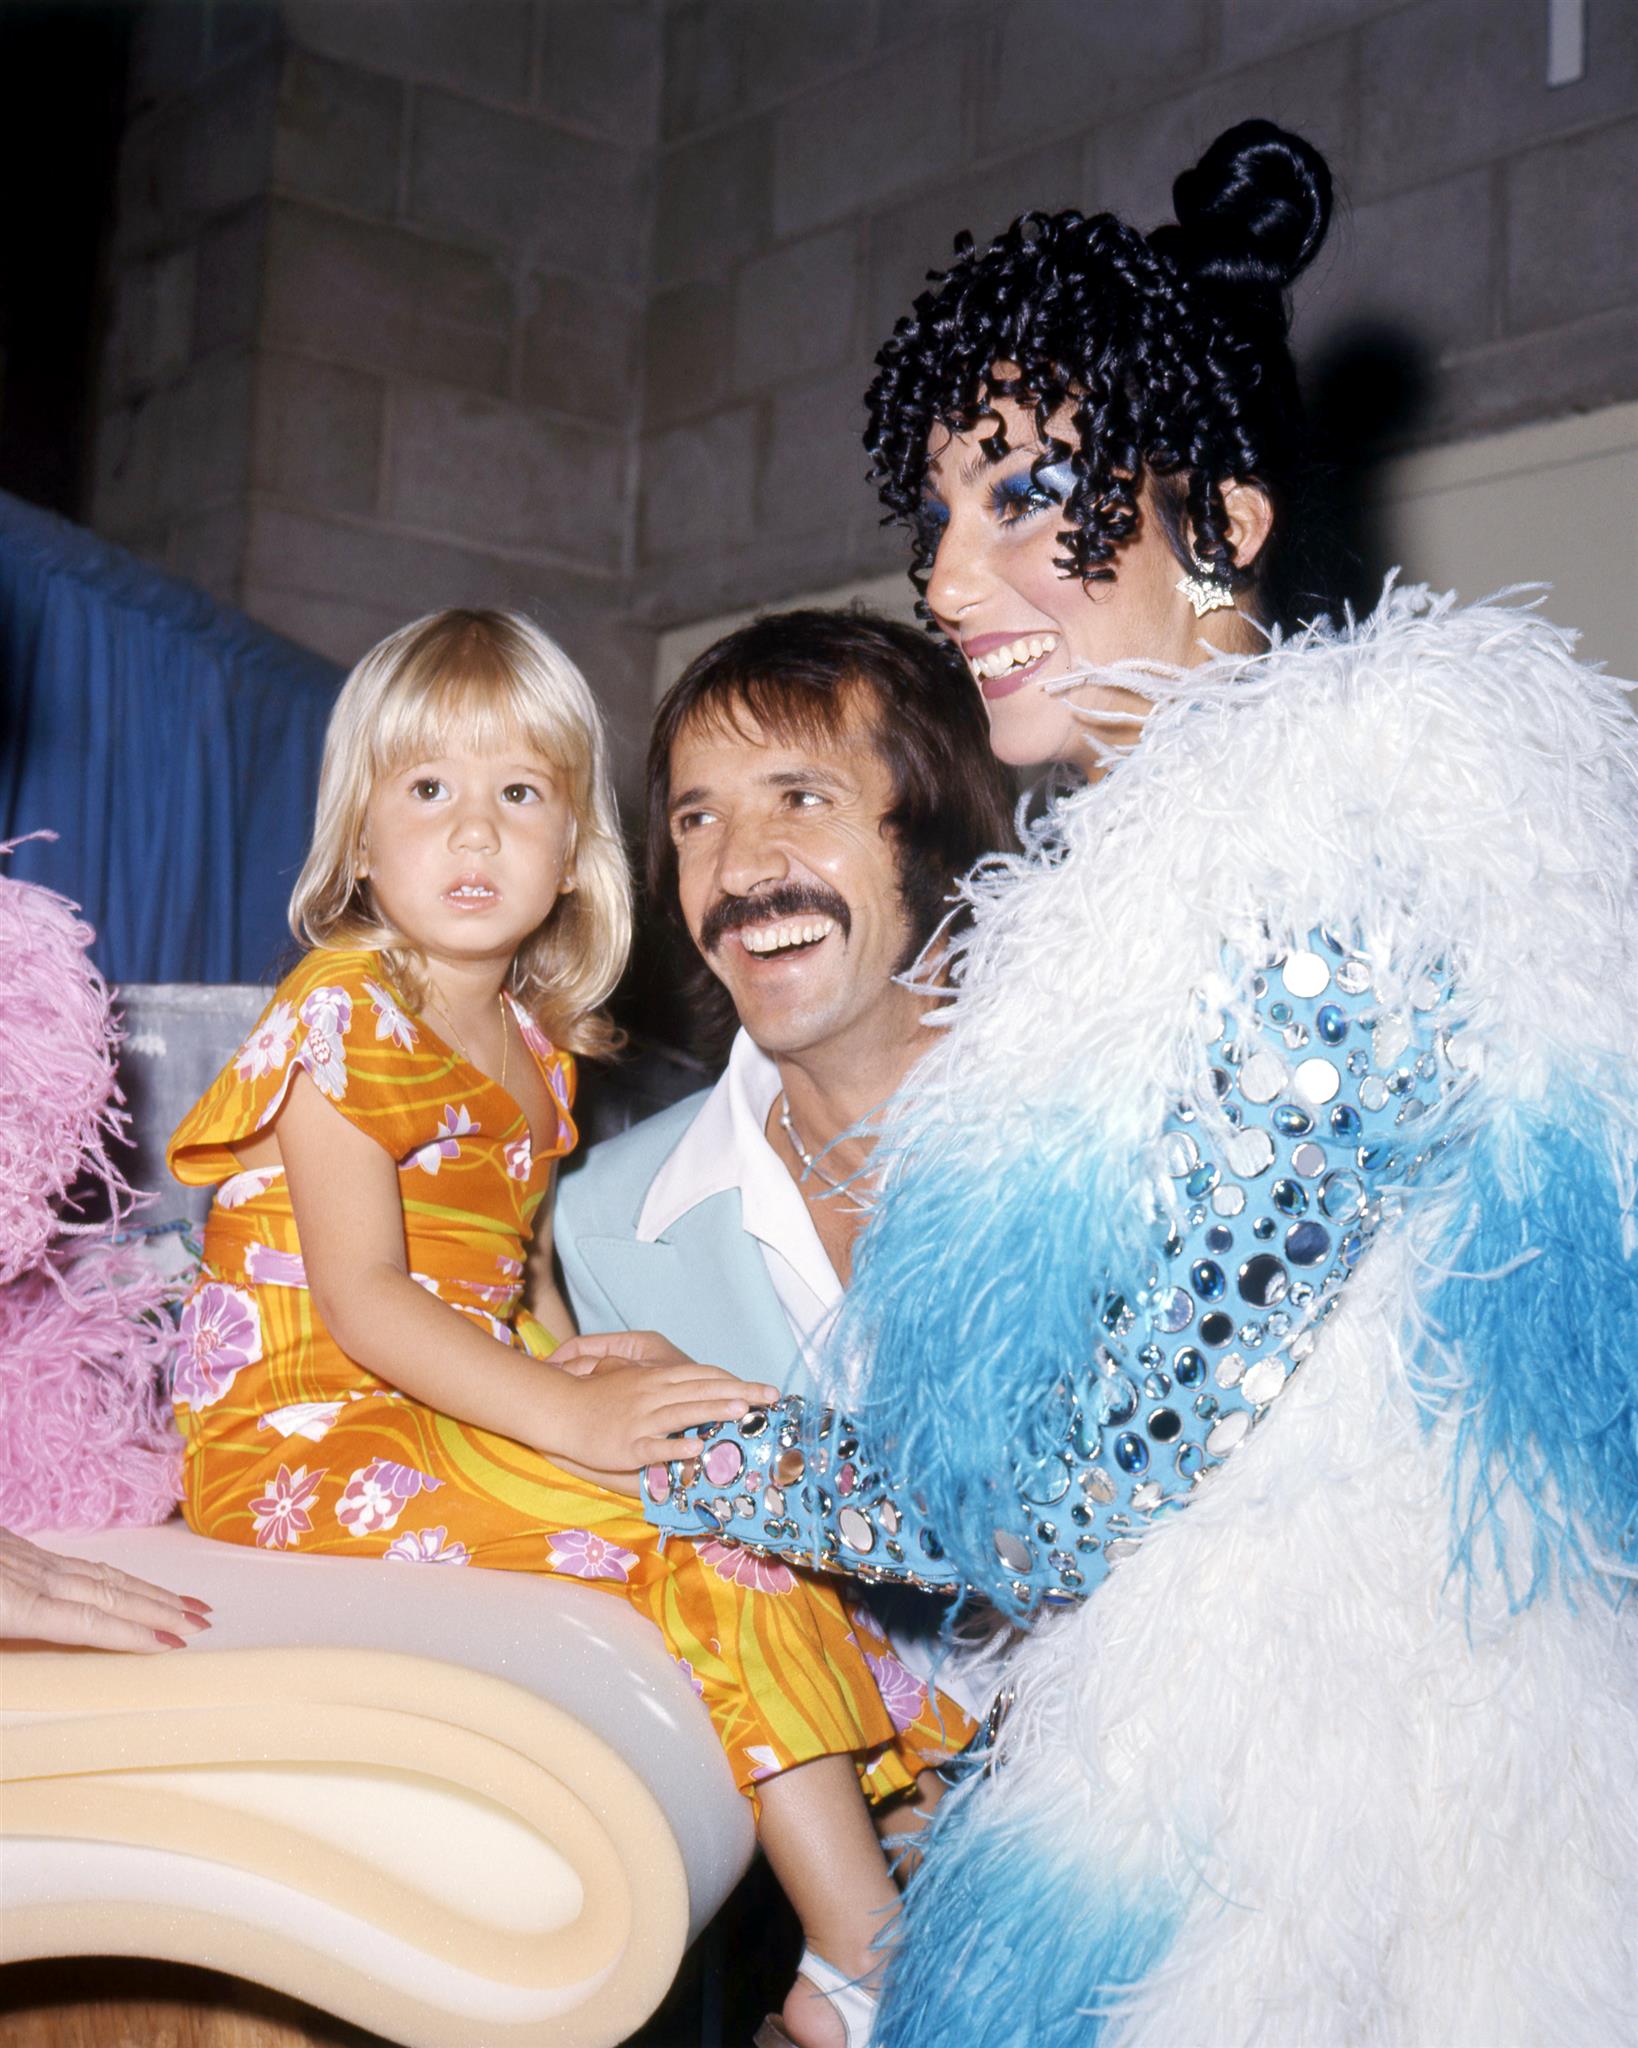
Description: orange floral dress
169,947,972,1802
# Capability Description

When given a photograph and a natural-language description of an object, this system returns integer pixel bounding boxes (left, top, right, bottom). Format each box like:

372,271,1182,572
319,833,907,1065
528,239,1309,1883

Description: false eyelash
992,460,1078,523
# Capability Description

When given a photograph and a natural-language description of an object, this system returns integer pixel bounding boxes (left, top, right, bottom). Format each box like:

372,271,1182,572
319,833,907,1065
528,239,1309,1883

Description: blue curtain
0,490,342,984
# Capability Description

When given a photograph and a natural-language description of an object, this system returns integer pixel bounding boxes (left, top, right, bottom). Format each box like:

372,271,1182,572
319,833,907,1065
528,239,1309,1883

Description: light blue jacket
555,1093,820,1399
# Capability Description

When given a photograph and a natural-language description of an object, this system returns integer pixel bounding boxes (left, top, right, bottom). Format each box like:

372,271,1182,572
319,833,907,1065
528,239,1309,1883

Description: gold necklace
428,985,510,1093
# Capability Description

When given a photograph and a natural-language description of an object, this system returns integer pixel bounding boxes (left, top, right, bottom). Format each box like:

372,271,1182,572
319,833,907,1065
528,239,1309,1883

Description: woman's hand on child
0,1527,212,1652
544,1350,778,1470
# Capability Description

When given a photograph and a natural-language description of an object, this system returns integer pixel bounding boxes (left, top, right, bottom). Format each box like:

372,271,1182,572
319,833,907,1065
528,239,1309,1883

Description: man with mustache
556,607,1013,1405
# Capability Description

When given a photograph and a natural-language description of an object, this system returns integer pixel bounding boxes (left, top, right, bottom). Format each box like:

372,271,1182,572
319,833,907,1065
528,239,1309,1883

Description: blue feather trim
831,1113,1149,1599
1424,1077,1638,1606
877,1758,1179,2048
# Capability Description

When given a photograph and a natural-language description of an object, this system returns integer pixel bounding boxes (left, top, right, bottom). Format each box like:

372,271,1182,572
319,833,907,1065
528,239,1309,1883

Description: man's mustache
699,883,852,955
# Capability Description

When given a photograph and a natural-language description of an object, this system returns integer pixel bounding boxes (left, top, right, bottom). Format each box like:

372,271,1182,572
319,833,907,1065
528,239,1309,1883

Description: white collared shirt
637,1029,842,1370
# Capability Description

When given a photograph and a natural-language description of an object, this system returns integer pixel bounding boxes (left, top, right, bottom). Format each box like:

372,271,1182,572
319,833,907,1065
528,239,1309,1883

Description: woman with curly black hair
647,121,1638,2047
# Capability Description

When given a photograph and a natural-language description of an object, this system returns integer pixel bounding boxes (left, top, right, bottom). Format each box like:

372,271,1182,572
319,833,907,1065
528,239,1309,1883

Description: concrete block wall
637,0,1638,633
90,0,1637,790
93,0,665,802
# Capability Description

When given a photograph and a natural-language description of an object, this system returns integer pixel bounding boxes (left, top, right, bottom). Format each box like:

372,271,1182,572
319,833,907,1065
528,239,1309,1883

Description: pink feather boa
0,844,181,1530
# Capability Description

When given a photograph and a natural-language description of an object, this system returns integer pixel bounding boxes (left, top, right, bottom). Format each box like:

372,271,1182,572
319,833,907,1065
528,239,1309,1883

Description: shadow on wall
1305,319,1438,621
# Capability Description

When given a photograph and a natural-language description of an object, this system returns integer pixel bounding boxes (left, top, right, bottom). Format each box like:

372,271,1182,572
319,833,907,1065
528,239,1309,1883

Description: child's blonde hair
290,609,630,1059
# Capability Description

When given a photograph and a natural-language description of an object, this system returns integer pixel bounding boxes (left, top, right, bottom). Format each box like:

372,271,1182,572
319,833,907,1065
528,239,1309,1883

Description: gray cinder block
772,35,965,239
281,0,534,105
652,121,774,288
1357,0,1638,198
262,199,512,394
639,408,759,563
517,274,643,425
407,87,648,286
274,50,405,220
251,353,387,517
732,224,861,395
1506,117,1638,334
386,384,629,566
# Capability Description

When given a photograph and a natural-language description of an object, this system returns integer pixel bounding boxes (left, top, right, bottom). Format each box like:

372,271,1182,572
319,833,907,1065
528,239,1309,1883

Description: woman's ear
1220,479,1275,572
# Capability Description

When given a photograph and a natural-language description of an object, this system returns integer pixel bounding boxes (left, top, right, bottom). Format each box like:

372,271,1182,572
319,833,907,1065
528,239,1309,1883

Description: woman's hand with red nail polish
0,1526,213,1653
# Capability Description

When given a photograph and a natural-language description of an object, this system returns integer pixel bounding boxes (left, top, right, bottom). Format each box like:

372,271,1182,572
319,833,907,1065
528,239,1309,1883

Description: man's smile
736,916,839,957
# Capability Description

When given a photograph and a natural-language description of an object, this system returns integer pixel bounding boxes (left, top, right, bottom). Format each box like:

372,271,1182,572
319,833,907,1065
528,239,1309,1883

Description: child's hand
545,1354,779,1470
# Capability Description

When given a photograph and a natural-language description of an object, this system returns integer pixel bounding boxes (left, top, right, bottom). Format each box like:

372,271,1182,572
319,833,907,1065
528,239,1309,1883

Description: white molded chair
1,987,753,2046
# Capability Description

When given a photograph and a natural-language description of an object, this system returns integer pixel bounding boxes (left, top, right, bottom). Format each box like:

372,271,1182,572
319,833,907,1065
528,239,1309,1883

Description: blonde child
169,610,972,2048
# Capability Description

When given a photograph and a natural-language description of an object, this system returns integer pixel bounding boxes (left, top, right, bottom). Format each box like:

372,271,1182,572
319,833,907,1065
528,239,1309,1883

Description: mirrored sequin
1243,1356,1288,1404
838,1507,875,1554
1081,1467,1117,1503
1319,1170,1363,1218
1316,1003,1348,1045
1226,1127,1275,1178
1238,1254,1289,1307
1206,1410,1251,1455
1295,1057,1341,1105
1272,1178,1306,1214
1200,1310,1234,1346
1155,1287,1195,1333
1147,1407,1182,1443
775,1448,806,1485
1285,1221,1330,1266
1165,1131,1201,1175
1291,1141,1327,1177
1190,1259,1225,1301
1215,1351,1245,1388
1281,950,1331,999
1114,1432,1149,1474
1239,1051,1285,1103
1335,958,1372,994
993,1528,1032,1573
1174,1347,1206,1386
1021,1453,1072,1505
702,1440,743,1487
1273,1103,1314,1136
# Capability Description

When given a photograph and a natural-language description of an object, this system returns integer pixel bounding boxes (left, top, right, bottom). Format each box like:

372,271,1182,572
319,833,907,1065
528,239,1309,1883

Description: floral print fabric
169,947,971,1802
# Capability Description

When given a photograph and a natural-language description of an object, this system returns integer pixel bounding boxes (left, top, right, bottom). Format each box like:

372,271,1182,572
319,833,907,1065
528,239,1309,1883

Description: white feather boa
854,587,1638,2047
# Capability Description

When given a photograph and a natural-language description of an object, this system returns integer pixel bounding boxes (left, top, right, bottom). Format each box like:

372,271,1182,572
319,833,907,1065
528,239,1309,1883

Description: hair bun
1167,119,1333,301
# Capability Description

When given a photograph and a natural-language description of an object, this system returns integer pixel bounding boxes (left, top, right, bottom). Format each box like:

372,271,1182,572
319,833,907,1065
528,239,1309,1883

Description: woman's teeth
970,633,1058,681
740,917,836,956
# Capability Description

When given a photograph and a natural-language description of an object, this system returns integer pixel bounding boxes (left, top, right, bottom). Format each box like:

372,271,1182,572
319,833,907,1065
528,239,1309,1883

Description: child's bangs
371,628,586,783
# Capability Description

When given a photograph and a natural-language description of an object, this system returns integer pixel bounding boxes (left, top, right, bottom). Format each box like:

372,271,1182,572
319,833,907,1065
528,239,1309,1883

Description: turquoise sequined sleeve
642,932,1460,1612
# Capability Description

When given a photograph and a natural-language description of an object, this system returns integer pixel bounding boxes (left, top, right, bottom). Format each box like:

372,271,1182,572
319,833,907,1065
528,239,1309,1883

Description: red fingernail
182,1596,213,1614
181,1612,212,1632
154,1630,186,1649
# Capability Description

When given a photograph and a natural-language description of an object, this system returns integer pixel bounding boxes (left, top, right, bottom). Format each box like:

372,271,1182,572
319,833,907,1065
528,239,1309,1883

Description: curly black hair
864,120,1334,627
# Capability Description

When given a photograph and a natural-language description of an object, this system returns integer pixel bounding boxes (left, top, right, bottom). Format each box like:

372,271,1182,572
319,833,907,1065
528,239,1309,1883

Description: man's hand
551,1329,702,1377
542,1354,778,1470
0,1527,212,1652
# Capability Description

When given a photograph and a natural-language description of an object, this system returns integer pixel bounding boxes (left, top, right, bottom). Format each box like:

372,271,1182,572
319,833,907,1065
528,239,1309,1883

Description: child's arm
275,1072,776,1470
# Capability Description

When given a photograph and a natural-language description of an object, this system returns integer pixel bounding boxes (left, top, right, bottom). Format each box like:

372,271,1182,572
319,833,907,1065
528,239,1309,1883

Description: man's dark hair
646,606,1016,1055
